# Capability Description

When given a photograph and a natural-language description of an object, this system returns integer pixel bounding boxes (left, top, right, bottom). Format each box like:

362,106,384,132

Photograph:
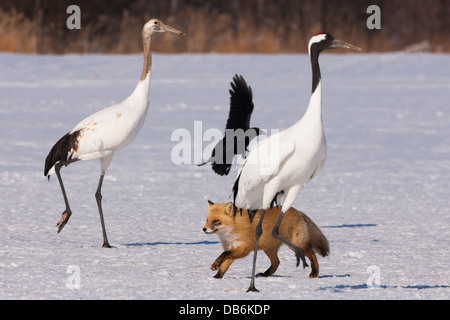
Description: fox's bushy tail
304,216,330,257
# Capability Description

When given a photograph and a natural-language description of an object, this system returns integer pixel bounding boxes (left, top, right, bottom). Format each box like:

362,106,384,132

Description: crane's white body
47,75,151,175
234,82,326,213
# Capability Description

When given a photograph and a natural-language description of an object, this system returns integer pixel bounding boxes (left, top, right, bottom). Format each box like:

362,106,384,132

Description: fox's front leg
214,258,234,278
211,251,231,271
211,247,251,278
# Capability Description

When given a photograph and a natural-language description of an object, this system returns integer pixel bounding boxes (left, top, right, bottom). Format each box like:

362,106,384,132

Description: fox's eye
213,220,221,226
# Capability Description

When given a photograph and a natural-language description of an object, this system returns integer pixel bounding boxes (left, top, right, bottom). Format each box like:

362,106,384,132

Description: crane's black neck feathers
309,34,335,94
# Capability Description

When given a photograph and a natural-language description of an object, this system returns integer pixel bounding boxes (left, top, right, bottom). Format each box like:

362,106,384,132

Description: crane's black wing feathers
204,74,260,176
44,130,81,178
225,75,254,130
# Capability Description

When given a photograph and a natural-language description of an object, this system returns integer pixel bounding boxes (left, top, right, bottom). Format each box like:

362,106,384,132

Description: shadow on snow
319,284,450,291
322,224,377,229
123,240,220,247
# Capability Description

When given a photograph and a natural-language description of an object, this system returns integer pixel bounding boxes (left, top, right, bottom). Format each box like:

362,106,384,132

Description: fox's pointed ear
207,200,214,208
224,202,234,215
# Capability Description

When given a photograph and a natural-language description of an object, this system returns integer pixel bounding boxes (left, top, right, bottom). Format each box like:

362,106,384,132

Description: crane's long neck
302,50,322,123
128,29,151,113
140,30,152,82
311,50,321,95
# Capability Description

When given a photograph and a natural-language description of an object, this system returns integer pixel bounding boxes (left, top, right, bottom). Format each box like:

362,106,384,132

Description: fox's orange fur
203,201,329,279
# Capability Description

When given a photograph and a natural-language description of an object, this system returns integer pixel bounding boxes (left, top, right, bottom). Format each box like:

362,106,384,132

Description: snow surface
0,52,449,300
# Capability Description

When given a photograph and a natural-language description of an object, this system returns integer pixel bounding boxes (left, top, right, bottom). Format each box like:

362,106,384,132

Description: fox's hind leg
272,211,307,269
287,244,320,277
257,247,280,277
305,247,320,278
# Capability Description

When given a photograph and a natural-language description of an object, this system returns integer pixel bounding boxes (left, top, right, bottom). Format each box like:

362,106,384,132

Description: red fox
203,201,329,279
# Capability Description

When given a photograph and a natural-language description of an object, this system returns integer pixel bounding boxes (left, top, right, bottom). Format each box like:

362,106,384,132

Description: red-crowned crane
199,74,263,176
232,33,361,292
44,19,185,248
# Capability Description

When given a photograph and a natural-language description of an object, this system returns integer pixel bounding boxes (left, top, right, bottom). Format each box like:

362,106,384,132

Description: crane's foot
246,284,259,293
272,227,308,269
102,242,115,249
294,248,308,269
56,209,72,234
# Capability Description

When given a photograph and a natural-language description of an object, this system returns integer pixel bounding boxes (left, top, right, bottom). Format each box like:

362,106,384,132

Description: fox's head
203,200,235,234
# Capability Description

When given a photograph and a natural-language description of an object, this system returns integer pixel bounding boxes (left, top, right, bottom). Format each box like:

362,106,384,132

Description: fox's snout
203,226,215,234
203,219,222,234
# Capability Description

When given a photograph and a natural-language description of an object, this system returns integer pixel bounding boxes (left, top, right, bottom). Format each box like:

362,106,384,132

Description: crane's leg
272,211,308,268
55,159,79,233
95,172,113,248
247,209,267,293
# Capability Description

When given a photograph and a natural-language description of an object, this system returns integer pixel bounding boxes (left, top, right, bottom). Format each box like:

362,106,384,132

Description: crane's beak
162,23,186,36
330,39,361,51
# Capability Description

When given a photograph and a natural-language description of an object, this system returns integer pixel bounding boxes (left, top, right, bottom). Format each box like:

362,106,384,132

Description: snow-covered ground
0,52,449,300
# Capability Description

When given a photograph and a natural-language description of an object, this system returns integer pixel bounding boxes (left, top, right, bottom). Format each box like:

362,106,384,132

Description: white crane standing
232,33,361,292
44,19,185,248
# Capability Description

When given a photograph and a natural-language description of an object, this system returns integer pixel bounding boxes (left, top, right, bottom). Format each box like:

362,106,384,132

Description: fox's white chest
218,227,242,251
